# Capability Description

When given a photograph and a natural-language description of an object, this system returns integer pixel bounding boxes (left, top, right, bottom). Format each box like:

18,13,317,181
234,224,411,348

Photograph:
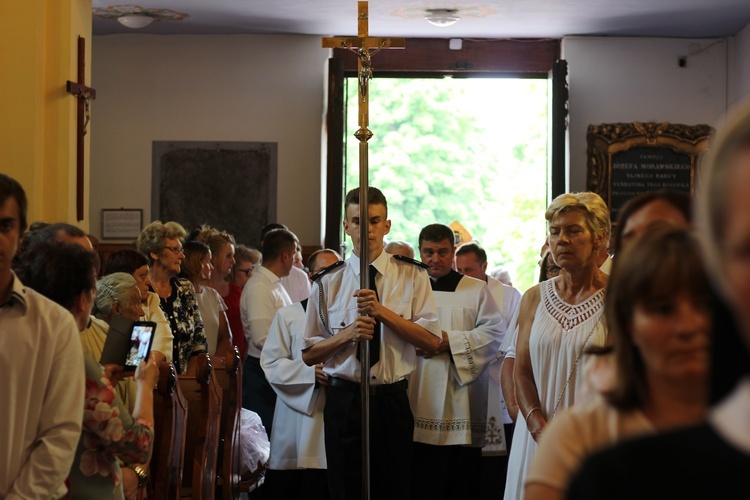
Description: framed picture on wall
101,209,143,240
586,121,713,223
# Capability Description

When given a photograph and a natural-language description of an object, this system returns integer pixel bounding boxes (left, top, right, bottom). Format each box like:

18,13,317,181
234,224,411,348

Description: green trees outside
345,77,548,294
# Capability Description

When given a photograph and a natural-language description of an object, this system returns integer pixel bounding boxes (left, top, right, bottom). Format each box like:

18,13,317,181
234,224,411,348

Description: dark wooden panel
333,38,559,74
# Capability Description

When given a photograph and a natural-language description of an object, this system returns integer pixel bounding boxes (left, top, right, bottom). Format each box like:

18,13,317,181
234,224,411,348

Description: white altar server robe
409,271,504,446
261,301,326,469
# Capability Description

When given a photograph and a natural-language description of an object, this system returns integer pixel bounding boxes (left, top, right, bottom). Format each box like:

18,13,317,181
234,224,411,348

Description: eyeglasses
163,245,184,255
235,266,254,277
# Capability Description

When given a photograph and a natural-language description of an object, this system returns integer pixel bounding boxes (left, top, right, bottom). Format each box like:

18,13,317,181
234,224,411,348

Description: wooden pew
147,362,188,500
213,347,242,500
178,353,223,500
213,347,268,498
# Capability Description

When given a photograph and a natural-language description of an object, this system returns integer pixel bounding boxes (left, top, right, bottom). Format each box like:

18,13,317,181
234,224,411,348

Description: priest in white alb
409,223,504,500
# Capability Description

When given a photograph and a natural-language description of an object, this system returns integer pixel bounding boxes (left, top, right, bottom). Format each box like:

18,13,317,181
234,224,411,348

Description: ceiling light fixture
425,8,460,27
117,14,155,29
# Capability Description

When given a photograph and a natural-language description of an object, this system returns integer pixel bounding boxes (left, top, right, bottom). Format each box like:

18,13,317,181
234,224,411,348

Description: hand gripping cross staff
323,3,404,499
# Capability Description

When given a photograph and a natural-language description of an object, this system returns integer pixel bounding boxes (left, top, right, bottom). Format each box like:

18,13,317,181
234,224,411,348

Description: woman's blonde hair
545,191,611,243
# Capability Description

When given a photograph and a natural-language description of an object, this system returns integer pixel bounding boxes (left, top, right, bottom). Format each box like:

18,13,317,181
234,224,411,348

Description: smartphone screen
124,322,156,370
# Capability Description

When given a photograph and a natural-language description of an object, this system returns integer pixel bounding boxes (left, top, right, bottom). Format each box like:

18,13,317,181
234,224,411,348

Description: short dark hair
611,190,692,255
418,223,454,248
102,248,149,276
260,223,288,245
344,186,388,216
261,228,297,262
455,241,487,264
0,174,28,233
16,239,98,310
33,222,87,244
308,248,342,272
18,223,90,263
18,221,51,258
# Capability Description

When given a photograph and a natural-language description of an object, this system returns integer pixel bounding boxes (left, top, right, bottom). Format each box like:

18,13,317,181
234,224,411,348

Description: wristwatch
129,464,148,489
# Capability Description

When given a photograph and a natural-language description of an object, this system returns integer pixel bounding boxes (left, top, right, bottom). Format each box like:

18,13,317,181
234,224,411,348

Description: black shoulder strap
392,254,429,269
310,260,345,282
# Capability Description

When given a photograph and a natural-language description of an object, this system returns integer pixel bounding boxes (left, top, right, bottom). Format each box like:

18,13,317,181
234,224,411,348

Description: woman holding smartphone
16,240,158,500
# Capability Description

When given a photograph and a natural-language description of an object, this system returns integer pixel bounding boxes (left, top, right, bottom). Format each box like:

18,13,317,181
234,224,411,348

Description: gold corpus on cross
322,3,403,499
322,2,404,131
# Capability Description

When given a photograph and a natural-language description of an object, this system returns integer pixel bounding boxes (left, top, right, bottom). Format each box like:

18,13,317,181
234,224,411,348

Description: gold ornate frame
586,122,713,222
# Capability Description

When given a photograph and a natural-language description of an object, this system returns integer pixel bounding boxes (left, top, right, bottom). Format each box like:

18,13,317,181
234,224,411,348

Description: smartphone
100,315,157,370
124,321,157,370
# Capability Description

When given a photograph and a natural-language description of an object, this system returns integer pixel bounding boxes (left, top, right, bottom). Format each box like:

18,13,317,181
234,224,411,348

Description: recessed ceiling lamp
117,14,154,29
93,5,189,29
425,8,460,27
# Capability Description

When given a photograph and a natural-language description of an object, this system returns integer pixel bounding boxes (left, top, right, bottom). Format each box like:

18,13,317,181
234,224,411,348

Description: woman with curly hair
136,220,207,374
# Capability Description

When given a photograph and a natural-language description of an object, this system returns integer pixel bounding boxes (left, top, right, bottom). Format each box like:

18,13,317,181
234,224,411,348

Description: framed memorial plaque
586,122,713,223
101,209,143,240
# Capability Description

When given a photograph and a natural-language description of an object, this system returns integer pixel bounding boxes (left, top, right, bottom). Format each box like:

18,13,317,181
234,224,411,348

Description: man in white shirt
0,174,85,498
261,223,311,303
410,225,504,500
302,187,441,500
240,227,296,434
282,236,312,302
260,249,342,500
455,241,522,496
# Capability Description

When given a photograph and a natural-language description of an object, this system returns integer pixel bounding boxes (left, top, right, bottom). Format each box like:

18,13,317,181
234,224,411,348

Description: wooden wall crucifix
66,36,96,222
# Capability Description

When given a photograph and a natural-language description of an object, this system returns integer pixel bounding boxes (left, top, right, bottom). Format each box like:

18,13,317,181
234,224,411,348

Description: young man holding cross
302,186,441,500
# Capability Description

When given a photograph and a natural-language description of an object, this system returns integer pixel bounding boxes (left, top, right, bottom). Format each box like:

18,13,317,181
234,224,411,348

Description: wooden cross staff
66,36,96,222
322,3,403,499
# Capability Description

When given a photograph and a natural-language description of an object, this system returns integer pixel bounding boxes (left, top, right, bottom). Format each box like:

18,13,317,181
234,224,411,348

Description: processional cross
66,36,96,222
322,3,404,498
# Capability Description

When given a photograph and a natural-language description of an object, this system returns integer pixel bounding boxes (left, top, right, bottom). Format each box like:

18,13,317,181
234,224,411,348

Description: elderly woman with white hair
92,272,145,323
503,192,610,500
80,273,146,411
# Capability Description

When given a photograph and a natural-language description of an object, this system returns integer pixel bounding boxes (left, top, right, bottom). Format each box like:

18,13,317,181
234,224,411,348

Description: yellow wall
0,0,92,231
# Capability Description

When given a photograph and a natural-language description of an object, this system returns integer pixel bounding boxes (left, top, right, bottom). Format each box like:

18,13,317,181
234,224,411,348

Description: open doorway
323,38,563,293
344,76,549,292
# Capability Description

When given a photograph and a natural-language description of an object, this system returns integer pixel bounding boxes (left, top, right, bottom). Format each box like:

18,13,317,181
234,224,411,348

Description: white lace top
503,278,607,500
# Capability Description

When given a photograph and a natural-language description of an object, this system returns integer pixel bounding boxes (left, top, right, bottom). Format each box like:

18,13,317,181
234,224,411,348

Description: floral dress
153,276,208,374
68,354,155,499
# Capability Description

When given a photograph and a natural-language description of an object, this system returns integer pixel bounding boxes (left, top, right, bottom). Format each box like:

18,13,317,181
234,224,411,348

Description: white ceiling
92,0,750,39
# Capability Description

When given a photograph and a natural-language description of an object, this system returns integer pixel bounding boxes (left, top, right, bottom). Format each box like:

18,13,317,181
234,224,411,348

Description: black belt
329,377,408,396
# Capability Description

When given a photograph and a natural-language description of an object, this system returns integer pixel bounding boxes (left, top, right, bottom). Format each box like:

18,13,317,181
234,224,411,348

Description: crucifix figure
322,3,404,498
66,36,96,222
